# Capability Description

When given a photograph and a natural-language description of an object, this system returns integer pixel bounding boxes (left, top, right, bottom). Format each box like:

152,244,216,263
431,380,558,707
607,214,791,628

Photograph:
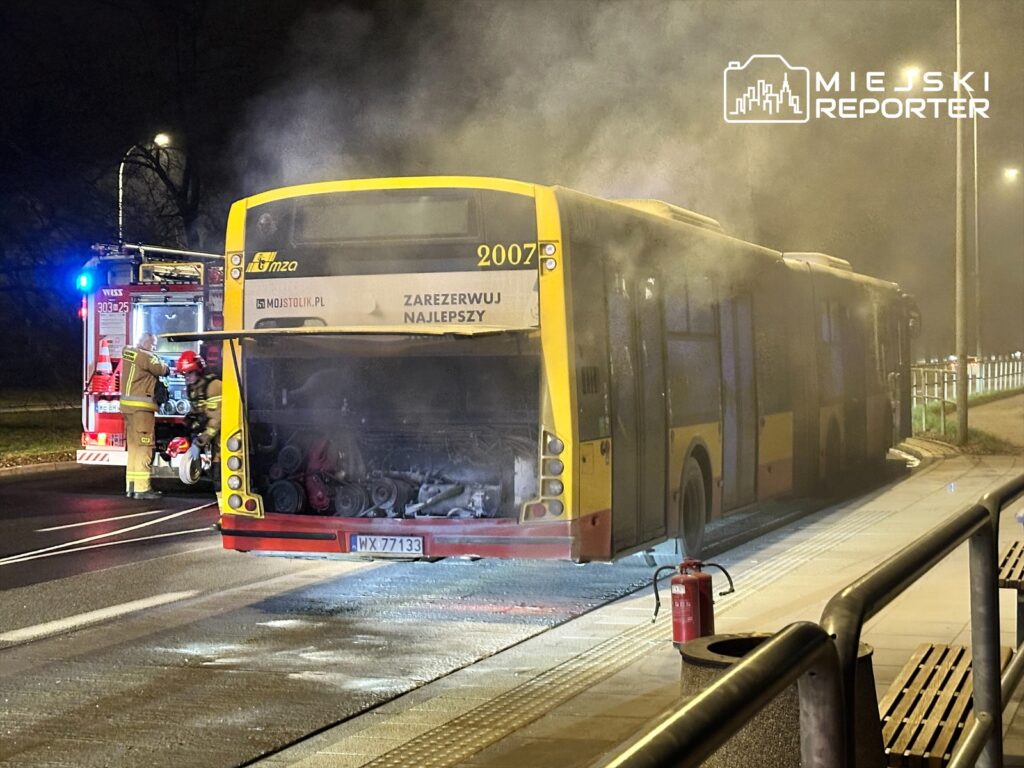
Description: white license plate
350,534,424,556
96,400,120,413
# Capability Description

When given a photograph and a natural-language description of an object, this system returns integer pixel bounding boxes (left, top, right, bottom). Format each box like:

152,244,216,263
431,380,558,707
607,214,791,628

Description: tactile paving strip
354,509,896,767
362,618,666,768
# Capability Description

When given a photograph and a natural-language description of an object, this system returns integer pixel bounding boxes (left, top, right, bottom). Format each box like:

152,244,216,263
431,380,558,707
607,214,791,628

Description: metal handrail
594,622,845,768
821,472,1024,768
596,471,1024,768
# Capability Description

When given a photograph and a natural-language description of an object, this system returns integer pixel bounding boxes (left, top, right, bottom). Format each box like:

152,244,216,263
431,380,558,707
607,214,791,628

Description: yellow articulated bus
168,176,918,562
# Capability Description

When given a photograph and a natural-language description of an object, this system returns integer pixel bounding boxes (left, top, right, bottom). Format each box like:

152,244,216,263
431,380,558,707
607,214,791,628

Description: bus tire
679,457,707,558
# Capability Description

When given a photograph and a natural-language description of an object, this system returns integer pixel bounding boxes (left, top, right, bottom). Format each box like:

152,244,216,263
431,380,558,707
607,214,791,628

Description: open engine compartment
242,334,541,520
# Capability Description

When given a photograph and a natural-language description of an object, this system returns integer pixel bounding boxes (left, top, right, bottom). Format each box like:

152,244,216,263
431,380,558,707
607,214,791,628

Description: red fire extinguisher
652,559,735,648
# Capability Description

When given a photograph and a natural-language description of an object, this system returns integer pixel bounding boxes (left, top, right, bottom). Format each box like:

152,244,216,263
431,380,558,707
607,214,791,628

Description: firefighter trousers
123,409,156,494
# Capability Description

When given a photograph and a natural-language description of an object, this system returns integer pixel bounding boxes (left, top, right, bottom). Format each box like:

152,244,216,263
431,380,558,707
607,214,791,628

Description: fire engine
76,244,223,476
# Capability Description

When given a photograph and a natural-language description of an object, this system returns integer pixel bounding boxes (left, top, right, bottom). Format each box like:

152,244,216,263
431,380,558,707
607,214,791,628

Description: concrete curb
0,460,86,479
898,437,960,464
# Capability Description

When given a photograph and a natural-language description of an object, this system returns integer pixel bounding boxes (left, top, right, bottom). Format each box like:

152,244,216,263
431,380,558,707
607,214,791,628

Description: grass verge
0,388,79,409
917,427,1021,455
0,408,80,467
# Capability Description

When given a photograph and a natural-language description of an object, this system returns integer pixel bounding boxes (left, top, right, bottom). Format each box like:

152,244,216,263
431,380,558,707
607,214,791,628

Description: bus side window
663,276,689,334
688,275,717,336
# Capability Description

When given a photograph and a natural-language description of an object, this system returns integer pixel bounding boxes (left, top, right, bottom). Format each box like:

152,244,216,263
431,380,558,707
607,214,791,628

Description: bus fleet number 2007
476,243,537,268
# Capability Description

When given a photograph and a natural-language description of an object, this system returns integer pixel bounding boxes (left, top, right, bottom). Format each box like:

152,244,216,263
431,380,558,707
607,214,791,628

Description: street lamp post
973,112,981,359
117,133,170,246
955,0,968,446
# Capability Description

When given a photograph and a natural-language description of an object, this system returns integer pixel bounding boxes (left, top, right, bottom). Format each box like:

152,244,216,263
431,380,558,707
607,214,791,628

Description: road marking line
37,509,171,532
0,502,215,565
0,528,214,566
0,591,199,644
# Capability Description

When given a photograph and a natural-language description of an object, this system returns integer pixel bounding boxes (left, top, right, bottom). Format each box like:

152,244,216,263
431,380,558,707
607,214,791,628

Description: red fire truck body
77,245,223,474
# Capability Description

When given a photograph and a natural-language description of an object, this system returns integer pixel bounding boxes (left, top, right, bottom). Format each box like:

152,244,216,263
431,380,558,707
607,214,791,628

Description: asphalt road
0,466,221,589
0,466,660,768
0,459,912,767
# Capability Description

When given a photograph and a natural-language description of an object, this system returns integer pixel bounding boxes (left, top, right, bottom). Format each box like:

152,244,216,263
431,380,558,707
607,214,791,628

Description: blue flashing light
75,271,94,292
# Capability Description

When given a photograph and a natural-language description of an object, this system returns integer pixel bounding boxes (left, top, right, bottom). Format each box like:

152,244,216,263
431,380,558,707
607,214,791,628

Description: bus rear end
218,179,599,561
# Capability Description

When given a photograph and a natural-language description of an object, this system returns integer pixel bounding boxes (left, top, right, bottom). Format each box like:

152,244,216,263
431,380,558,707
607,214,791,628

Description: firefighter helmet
176,350,204,374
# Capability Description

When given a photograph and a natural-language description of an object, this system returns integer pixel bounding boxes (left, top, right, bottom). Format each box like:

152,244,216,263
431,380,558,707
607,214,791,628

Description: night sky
1,0,1022,384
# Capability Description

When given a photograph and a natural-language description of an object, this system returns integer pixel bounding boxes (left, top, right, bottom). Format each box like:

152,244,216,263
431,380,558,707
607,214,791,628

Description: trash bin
679,633,884,768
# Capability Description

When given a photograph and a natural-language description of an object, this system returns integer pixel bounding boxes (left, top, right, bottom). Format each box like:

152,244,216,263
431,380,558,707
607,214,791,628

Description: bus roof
240,176,539,209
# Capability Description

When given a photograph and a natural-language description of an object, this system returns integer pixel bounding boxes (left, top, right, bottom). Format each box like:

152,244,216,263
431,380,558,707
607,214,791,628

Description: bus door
844,309,867,464
719,295,757,511
607,272,667,553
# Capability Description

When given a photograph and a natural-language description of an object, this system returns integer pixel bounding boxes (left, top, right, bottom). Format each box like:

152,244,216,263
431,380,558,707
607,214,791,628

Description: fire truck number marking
97,301,129,313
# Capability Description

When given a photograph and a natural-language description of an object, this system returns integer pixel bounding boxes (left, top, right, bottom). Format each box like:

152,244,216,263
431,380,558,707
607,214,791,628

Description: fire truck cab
76,244,223,475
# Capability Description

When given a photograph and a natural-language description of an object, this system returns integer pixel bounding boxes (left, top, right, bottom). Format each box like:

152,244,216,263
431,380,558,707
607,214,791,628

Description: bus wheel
679,457,706,558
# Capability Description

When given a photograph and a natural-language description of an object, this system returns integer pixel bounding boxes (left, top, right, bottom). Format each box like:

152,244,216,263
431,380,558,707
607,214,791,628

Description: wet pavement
0,466,220,589
252,453,1024,768
0,546,657,767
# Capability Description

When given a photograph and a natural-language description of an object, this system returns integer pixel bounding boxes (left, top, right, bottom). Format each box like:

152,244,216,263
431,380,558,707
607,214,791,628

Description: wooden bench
879,643,1012,767
998,540,1024,645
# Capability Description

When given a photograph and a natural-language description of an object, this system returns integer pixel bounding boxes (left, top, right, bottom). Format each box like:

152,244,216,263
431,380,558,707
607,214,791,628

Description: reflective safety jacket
120,346,170,412
187,374,222,439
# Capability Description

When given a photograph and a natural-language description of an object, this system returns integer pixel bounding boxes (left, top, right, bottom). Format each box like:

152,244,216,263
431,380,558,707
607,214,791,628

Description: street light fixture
117,133,171,246
900,65,921,85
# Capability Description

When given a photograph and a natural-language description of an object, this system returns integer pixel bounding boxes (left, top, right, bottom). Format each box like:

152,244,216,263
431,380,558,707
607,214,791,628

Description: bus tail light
543,459,564,476
543,479,564,496
525,500,564,519
527,502,547,519
531,430,567,520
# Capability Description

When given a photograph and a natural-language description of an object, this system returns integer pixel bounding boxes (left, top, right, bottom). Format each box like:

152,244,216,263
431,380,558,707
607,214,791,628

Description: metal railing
912,357,1024,436
597,471,1024,768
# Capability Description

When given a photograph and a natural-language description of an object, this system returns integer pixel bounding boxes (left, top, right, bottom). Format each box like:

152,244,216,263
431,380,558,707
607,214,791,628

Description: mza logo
246,251,298,273
724,55,810,123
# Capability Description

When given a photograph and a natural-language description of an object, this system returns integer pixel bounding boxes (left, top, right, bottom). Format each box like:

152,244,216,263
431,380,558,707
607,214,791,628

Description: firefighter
175,350,222,454
120,332,169,499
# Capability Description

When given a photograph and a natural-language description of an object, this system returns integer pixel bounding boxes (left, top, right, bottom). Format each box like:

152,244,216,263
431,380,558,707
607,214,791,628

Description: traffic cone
97,338,113,374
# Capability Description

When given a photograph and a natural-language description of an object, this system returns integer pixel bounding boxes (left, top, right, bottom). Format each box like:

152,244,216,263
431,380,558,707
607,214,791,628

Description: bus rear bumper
219,509,612,562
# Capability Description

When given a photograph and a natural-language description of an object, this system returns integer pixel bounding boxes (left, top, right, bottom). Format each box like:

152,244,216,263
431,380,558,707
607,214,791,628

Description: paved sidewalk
256,455,1024,768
